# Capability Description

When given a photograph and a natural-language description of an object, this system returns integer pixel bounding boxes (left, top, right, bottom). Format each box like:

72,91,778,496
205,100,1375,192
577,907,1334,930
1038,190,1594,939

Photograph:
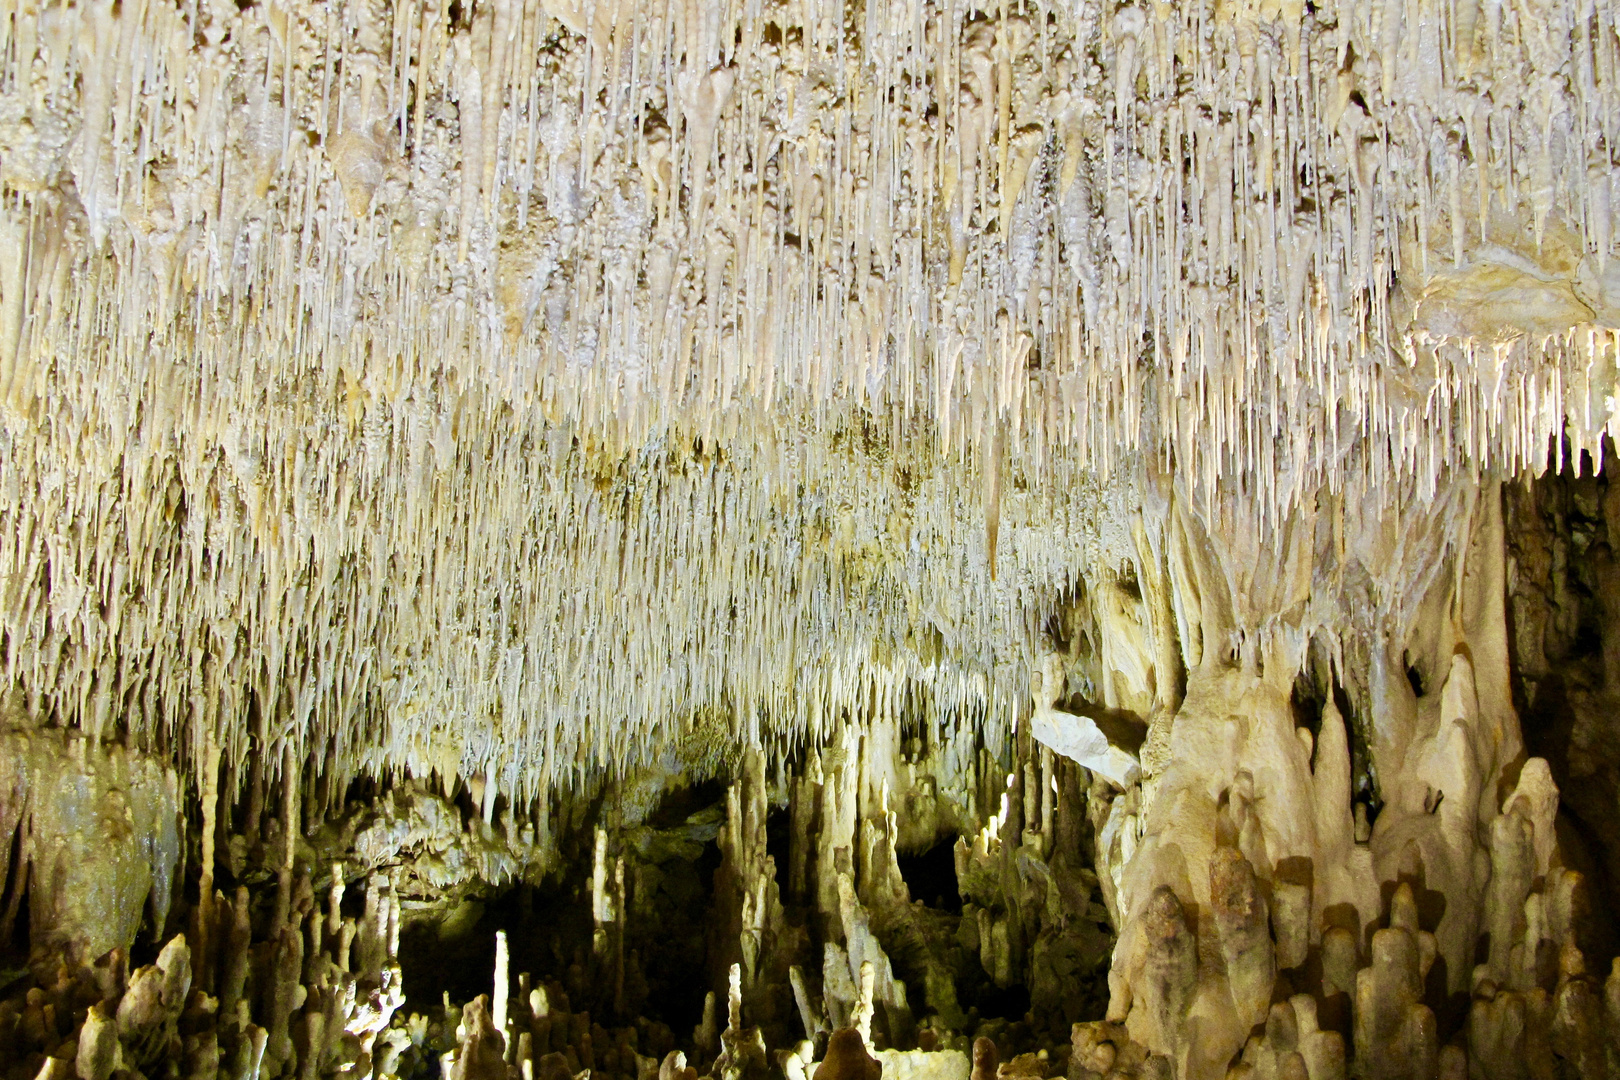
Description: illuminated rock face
2,0,1620,1076
4,0,1620,788
0,726,180,964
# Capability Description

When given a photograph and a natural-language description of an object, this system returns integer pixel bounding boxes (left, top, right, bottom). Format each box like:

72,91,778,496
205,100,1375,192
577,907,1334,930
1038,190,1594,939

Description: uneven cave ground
362,762,1119,1079
0,720,1126,1080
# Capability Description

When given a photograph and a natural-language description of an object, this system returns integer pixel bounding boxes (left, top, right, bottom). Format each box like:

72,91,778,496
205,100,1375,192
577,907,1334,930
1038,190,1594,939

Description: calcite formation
0,721,180,966
3,0,1620,1076
3,0,1619,790
1,865,407,1078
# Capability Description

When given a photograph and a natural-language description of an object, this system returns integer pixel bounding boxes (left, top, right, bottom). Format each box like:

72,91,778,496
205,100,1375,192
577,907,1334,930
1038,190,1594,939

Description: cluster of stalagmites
8,691,1620,1079
573,702,1620,1078
1085,774,1620,1079
0,866,405,1079
424,950,708,1080
682,734,1620,1079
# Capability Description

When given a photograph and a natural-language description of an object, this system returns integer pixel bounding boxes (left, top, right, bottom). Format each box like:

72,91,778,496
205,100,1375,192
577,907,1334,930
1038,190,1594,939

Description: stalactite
0,0,1611,803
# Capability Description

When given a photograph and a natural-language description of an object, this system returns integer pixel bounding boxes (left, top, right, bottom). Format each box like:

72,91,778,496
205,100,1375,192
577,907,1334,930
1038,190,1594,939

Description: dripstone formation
3,0,1620,1076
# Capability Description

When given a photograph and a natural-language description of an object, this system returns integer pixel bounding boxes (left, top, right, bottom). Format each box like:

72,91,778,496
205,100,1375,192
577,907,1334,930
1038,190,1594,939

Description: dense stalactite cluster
4,0,1620,794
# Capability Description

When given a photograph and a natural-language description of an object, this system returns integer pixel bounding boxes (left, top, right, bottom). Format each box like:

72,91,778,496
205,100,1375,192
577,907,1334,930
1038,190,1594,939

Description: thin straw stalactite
0,0,1613,803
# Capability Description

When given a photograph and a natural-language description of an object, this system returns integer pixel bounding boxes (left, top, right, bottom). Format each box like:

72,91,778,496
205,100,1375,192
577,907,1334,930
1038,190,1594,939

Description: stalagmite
1120,887,1196,1055
494,931,511,1038
851,962,875,1047
1209,848,1274,1038
74,1002,119,1080
450,996,510,1079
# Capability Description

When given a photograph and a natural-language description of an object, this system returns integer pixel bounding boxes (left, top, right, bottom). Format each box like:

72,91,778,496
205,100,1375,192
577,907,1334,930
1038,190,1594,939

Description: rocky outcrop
0,727,180,968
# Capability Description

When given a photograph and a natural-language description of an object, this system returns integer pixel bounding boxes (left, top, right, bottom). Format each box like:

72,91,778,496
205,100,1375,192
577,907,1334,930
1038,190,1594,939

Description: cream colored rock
1030,657,1141,788
874,1048,970,1080
1208,849,1274,1033
74,1002,120,1080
